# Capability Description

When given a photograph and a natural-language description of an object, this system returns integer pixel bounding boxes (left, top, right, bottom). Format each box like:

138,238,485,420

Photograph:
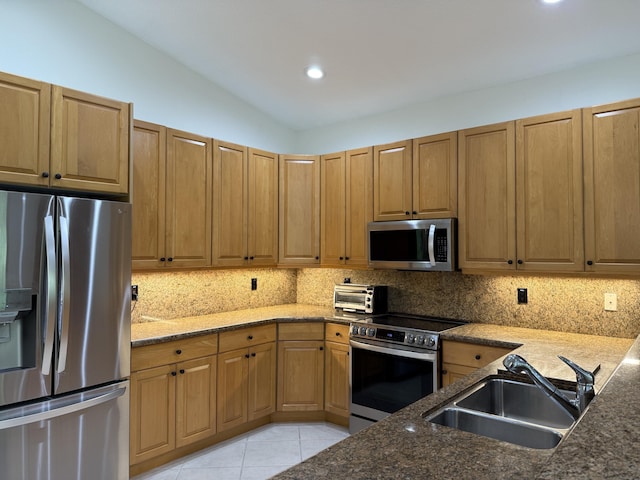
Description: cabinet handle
249,256,254,260
345,256,349,260
248,335,253,340
244,256,249,260
160,257,166,262
517,259,523,265
319,346,324,351
54,173,62,180
336,332,341,337
587,260,593,266
251,352,256,357
315,256,319,260
507,260,513,265
339,256,343,260
412,211,417,215
42,172,49,178
245,354,250,359
171,371,177,376
176,349,182,355
179,369,185,374
168,257,173,262
475,354,481,360
405,211,410,215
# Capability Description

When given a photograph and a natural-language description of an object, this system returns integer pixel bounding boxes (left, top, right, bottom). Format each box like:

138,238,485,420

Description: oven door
349,338,438,433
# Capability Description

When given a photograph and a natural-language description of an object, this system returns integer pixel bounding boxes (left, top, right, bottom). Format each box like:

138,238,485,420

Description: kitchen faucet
503,354,599,420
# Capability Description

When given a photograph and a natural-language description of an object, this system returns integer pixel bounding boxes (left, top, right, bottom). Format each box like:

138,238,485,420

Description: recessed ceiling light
541,0,563,4
305,66,324,80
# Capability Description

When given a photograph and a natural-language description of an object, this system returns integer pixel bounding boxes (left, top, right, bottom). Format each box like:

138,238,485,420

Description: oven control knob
366,328,376,337
415,335,425,345
406,334,415,344
358,326,367,335
427,337,436,347
351,325,359,335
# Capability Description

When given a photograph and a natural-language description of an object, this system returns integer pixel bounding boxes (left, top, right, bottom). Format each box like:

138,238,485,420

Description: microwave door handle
428,224,436,267
41,215,56,376
57,213,71,374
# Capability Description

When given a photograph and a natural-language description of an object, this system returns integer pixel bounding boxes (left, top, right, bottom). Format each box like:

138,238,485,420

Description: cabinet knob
315,256,319,260
251,352,256,357
249,256,254,260
339,256,343,260
171,371,177,376
475,354,481,360
405,211,410,215
412,211,417,215
587,260,593,266
442,369,447,375
319,346,324,351
176,349,182,355
244,256,249,260
248,335,253,340
54,173,62,180
167,257,173,262
507,260,513,265
42,172,49,178
160,257,166,262
245,354,250,359
517,259,523,265
179,369,185,374
345,256,349,260
336,332,341,337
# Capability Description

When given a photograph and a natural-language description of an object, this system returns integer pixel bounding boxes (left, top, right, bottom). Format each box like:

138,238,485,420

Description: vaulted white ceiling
76,0,640,131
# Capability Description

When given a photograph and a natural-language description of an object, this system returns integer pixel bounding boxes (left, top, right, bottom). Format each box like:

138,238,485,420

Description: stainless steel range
349,313,465,434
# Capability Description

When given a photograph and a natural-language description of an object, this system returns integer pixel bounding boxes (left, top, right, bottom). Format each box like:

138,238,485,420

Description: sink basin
456,378,575,429
423,375,581,449
428,407,563,449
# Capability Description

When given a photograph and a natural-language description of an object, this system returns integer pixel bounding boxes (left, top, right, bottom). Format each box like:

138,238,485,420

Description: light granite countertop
131,305,639,479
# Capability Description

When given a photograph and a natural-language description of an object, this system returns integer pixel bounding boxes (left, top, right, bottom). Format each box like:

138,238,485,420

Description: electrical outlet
251,278,257,291
604,293,617,311
131,284,139,301
517,288,528,304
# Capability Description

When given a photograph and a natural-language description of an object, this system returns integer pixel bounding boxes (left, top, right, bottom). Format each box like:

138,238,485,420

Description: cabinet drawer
219,324,276,353
278,322,324,341
442,340,512,368
132,333,218,372
325,323,350,345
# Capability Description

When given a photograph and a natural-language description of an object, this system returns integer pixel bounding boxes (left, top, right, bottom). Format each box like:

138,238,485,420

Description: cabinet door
279,154,320,265
584,99,640,273
165,128,212,268
130,365,176,465
277,341,324,411
441,363,475,388
516,110,584,272
458,122,516,271
51,86,130,194
132,120,166,269
175,356,217,448
373,140,412,221
345,147,373,266
0,71,50,187
248,148,279,266
413,132,457,218
321,151,346,265
217,348,249,432
248,342,276,421
324,341,350,417
213,140,248,266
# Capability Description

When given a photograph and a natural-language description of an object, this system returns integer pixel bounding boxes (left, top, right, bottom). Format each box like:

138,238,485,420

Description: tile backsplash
131,267,640,339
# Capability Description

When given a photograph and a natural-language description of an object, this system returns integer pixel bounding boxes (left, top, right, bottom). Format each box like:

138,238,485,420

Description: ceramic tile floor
132,422,350,480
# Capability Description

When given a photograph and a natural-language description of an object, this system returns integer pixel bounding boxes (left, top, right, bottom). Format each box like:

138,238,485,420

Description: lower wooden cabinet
441,340,513,388
130,334,218,466
324,323,350,418
217,325,277,432
277,323,325,411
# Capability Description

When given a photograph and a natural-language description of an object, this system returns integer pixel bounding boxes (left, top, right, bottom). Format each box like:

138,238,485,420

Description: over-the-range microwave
367,218,456,271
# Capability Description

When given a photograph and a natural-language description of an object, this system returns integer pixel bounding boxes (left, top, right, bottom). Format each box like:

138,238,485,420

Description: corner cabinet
278,154,320,265
441,340,512,388
212,143,278,267
132,121,212,269
321,148,373,267
277,323,324,412
130,335,218,466
583,99,640,273
0,72,130,194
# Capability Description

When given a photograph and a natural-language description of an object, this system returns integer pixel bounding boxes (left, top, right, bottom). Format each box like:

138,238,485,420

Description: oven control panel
350,323,439,350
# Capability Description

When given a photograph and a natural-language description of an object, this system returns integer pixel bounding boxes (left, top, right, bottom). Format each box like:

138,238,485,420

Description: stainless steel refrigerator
0,190,131,480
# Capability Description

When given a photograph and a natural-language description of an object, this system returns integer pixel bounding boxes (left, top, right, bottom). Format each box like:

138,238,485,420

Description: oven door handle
350,339,437,362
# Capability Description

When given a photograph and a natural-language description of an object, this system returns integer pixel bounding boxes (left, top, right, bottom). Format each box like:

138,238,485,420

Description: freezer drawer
0,381,129,480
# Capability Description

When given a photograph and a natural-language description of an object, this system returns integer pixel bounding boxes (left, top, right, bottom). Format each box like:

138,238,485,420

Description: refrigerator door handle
57,213,71,374
41,215,57,376
0,386,126,430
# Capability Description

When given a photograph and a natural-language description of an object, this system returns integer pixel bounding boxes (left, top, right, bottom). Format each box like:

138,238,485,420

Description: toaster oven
333,283,387,315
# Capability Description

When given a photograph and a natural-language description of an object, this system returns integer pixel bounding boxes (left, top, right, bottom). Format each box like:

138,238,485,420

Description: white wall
0,0,296,153
294,52,640,154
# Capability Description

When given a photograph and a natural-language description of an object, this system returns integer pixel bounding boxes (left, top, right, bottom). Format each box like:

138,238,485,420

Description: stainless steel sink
423,375,582,449
456,377,575,429
428,407,564,449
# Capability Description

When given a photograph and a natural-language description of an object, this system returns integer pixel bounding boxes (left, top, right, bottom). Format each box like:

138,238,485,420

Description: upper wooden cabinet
373,140,413,221
459,111,583,273
0,72,130,194
279,154,320,265
212,143,278,267
458,121,516,271
0,72,51,187
583,99,640,274
321,147,373,267
413,132,458,218
132,121,212,269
